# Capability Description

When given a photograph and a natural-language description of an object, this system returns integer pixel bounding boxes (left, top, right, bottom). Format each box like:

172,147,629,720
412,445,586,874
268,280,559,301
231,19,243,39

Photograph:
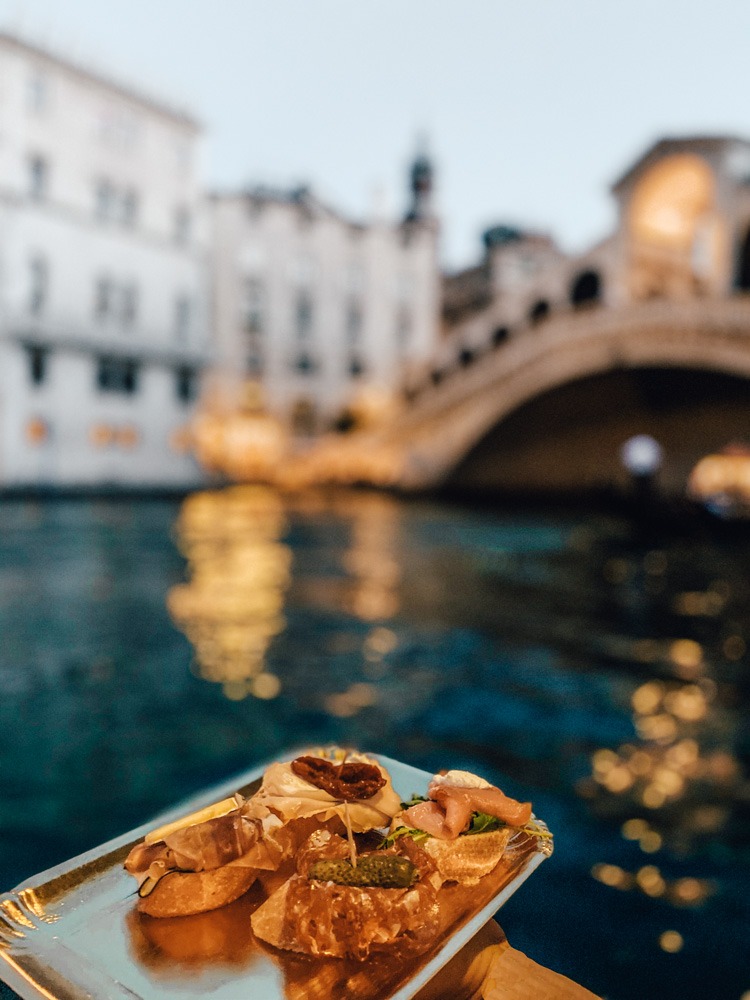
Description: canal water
0,488,748,1000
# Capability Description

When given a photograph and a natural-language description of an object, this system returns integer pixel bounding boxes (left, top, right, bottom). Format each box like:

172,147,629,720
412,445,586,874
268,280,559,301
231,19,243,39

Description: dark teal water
0,489,748,1000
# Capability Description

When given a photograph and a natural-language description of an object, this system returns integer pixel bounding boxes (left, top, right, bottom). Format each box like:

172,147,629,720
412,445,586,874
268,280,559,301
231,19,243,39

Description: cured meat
402,800,458,840
432,785,532,829
402,780,532,841
125,812,263,876
164,812,262,871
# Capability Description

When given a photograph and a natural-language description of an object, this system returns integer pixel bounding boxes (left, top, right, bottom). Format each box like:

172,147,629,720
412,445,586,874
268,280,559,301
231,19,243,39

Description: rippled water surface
0,488,748,1000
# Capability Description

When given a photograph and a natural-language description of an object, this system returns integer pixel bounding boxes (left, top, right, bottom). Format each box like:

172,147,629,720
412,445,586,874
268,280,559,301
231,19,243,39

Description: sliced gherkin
307,855,417,888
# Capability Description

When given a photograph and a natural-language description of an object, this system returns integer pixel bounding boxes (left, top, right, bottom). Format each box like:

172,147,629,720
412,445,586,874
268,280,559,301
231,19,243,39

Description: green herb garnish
380,825,431,848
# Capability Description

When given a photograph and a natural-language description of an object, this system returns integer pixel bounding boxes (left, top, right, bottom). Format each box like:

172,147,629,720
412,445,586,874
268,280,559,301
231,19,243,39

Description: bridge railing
401,294,750,408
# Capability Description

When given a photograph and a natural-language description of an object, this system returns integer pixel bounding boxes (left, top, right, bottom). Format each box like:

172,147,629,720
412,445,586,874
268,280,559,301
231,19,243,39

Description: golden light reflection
592,862,714,908
658,930,684,953
587,626,742,909
192,382,289,483
324,682,379,719
341,493,401,622
188,378,405,490
166,485,291,700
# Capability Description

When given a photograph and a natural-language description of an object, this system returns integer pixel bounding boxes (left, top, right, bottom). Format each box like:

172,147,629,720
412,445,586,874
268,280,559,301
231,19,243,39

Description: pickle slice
307,855,417,888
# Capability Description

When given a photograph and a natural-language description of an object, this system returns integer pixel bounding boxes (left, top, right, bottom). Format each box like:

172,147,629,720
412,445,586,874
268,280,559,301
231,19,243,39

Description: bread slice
423,827,513,885
251,879,295,950
137,865,257,918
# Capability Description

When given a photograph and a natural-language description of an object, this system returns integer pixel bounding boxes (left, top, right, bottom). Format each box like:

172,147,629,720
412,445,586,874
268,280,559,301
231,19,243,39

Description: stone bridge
365,298,750,493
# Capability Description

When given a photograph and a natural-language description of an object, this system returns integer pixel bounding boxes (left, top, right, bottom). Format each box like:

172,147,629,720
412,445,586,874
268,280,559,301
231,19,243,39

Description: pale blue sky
2,0,749,267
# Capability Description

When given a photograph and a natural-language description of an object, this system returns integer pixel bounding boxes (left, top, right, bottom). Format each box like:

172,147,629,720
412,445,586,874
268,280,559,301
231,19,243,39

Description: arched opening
458,347,475,368
570,270,602,308
491,326,509,348
446,367,750,497
734,226,750,291
528,300,550,326
290,397,317,436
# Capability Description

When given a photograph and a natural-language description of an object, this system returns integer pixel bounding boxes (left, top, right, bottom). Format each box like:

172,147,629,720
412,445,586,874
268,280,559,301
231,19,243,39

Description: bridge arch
570,269,602,308
377,299,750,491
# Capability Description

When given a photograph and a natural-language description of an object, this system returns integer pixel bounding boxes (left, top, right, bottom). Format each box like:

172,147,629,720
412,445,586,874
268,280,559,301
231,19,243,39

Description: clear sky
2,0,750,268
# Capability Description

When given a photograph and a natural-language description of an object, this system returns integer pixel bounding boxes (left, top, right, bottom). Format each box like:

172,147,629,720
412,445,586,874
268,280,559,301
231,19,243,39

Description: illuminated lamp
629,153,715,250
90,423,114,448
118,425,140,449
169,425,193,454
25,416,49,445
688,443,750,509
191,380,289,483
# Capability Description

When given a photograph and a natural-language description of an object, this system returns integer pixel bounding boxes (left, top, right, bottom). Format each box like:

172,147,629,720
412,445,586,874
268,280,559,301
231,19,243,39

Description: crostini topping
291,755,386,801
307,855,417,889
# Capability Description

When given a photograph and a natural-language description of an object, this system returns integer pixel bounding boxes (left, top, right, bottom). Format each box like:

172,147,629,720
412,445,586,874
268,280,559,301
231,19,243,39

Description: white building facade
209,159,440,434
0,33,209,488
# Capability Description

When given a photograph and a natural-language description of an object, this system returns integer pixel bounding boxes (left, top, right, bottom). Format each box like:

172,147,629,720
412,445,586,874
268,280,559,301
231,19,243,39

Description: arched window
529,300,550,325
458,347,475,368
570,270,602,308
491,326,509,347
735,226,750,291
291,397,317,436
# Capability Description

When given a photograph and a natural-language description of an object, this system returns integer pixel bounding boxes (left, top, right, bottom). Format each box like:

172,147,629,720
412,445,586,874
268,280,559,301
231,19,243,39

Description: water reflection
581,536,747,938
335,491,402,622
167,486,291,701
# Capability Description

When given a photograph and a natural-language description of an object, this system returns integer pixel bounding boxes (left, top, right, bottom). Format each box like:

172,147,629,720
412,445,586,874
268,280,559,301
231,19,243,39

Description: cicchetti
124,750,543,961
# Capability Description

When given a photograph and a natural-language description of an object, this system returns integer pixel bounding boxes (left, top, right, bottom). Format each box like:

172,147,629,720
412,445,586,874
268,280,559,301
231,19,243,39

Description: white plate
0,752,553,1000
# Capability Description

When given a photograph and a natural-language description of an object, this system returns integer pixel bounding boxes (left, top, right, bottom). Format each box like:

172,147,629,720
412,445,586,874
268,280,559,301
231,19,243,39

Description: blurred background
0,3,749,999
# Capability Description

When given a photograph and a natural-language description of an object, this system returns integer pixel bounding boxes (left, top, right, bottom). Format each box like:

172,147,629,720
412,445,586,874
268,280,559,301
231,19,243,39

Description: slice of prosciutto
402,774,532,841
124,812,262,875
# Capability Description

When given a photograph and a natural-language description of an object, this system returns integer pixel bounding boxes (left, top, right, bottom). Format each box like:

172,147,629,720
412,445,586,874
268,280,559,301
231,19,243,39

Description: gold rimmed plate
0,753,553,1000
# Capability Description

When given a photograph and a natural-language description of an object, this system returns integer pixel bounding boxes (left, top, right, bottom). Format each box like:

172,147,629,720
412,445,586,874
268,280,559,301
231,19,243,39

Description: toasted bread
422,827,513,885
136,865,257,918
251,873,440,960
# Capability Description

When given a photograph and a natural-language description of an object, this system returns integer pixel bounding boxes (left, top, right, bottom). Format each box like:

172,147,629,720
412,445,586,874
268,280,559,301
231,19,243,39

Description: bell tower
405,142,434,222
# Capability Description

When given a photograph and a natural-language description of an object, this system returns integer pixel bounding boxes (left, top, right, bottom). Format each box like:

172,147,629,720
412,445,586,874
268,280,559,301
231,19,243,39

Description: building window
294,351,316,374
27,70,49,113
491,326,509,347
529,299,550,325
96,356,139,394
95,179,114,220
175,366,198,404
174,295,191,341
345,300,362,345
121,284,138,327
241,277,265,333
396,307,412,349
348,356,365,378
121,188,138,227
295,293,313,338
95,277,113,320
174,206,191,244
291,397,317,436
29,256,48,316
26,345,48,386
28,155,48,200
246,345,263,377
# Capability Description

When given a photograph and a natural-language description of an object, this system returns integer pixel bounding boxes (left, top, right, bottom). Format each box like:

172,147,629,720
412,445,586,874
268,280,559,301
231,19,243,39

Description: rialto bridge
344,136,750,496
358,296,750,496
